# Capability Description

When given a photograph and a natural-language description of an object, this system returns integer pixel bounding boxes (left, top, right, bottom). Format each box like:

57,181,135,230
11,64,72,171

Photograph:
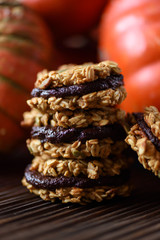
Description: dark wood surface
0,156,160,240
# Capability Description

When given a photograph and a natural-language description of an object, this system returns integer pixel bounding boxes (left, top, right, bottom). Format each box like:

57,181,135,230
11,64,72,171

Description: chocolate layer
31,123,126,144
31,74,123,99
134,113,160,152
24,165,129,190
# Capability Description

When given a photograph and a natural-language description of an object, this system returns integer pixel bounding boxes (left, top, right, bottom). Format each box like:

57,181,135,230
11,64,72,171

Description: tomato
19,0,107,36
99,0,160,112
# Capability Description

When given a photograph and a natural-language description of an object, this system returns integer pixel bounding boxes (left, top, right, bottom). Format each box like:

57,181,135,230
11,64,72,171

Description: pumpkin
99,0,160,112
19,0,107,37
0,1,54,152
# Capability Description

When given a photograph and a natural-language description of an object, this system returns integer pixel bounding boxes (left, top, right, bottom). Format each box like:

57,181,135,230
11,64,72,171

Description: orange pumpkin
0,1,54,152
99,0,160,112
19,0,107,37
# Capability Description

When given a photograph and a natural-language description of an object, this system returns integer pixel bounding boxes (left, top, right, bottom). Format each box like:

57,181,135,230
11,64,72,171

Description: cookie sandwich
22,61,132,204
126,106,160,177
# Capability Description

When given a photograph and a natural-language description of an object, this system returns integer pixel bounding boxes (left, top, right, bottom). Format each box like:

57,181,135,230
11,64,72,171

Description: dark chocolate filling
31,74,123,99
31,123,126,144
24,165,129,190
133,113,160,152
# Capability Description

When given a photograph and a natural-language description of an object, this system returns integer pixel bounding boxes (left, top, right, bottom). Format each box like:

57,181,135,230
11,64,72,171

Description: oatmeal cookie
126,106,160,177
27,86,126,111
35,61,122,89
22,108,125,128
22,168,131,204
27,138,127,160
29,154,132,179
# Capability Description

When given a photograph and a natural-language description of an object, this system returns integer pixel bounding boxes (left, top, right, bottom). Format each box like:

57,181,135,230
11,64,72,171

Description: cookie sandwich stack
22,61,132,204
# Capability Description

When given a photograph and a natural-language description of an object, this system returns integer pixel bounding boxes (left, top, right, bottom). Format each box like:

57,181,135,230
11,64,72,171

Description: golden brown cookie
22,170,131,204
27,139,127,160
27,61,126,110
29,154,132,179
22,107,125,128
35,61,122,89
126,106,160,177
27,86,126,111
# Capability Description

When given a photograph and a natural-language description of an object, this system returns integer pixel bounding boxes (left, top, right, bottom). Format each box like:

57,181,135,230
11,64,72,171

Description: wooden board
0,159,160,240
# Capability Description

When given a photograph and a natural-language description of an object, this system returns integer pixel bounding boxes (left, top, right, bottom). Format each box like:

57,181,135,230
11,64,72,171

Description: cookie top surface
35,61,121,89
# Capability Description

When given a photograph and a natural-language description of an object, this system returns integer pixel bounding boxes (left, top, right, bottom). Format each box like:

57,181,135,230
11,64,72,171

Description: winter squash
0,1,54,152
99,0,160,112
19,0,107,37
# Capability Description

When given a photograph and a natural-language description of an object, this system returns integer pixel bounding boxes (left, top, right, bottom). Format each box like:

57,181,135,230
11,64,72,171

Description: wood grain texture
0,161,160,240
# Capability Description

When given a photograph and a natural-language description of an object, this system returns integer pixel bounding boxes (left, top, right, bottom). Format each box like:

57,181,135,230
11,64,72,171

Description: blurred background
0,0,160,159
